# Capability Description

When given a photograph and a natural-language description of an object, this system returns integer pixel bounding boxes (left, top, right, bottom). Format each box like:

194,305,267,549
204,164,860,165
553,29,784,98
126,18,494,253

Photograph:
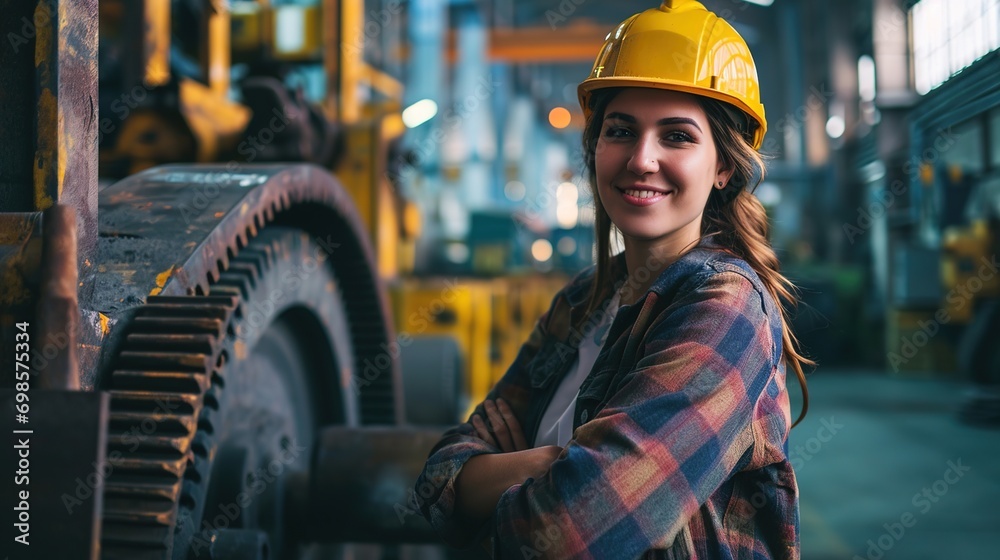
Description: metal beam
437,24,607,63
123,0,171,90
33,0,99,262
203,0,231,97
0,0,97,391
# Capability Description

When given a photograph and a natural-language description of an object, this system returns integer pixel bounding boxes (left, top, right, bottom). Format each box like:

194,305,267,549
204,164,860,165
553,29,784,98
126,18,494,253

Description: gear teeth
116,351,213,373
107,433,191,456
130,316,227,337
239,248,270,269
111,370,210,394
102,500,175,528
228,261,261,287
214,273,251,300
108,391,201,414
109,455,189,479
145,295,237,306
189,432,211,459
101,521,173,546
134,304,225,319
124,333,218,353
100,224,392,557
108,411,196,436
104,479,182,502
101,289,238,559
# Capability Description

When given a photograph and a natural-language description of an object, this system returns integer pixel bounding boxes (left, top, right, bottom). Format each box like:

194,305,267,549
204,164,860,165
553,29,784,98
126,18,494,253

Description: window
911,0,1000,94
941,118,984,175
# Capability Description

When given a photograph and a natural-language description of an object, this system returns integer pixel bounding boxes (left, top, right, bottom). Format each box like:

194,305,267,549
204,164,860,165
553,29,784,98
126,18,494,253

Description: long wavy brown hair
580,87,811,427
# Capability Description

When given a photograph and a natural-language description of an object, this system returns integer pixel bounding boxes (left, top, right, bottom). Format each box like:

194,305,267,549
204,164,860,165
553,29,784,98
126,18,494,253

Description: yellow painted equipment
942,219,1000,324
97,0,577,432
390,275,566,421
389,278,491,418
231,2,324,61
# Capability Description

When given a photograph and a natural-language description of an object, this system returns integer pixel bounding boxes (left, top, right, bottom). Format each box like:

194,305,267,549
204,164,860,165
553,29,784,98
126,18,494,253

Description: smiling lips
616,185,673,206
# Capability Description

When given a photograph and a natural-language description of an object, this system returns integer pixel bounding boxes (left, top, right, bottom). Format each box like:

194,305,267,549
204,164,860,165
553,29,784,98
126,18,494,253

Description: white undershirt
533,290,622,447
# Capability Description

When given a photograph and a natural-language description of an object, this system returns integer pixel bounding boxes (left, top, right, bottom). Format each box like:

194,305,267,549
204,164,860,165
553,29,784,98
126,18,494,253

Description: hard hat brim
578,78,767,150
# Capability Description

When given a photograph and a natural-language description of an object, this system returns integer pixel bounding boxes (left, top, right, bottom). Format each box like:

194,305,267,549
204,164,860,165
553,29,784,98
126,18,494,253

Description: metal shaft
285,426,449,544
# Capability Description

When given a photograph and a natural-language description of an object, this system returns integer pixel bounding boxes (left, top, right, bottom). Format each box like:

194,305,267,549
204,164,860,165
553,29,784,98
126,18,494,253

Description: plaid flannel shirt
414,238,799,559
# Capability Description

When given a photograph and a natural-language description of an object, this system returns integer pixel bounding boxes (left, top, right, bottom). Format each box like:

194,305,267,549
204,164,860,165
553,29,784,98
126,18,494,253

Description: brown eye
603,126,632,139
664,130,694,143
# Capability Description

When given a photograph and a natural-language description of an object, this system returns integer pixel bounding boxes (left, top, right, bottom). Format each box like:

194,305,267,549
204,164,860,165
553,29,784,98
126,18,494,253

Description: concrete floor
791,369,1000,560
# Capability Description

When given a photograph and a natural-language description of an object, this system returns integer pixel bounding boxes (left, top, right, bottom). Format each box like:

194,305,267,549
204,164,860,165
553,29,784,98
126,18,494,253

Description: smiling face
595,88,730,254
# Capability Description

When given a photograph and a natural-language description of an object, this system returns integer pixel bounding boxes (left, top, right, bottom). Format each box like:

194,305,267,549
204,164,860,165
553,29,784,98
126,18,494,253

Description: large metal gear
86,165,405,559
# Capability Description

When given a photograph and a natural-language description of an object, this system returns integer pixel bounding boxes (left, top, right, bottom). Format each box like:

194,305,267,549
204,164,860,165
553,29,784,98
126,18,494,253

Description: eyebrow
604,112,703,132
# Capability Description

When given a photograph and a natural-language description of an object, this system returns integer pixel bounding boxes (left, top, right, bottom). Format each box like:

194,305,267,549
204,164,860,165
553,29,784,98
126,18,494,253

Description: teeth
623,189,664,199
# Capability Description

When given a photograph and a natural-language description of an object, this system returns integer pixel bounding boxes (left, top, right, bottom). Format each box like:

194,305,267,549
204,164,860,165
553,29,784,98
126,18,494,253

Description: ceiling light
402,99,438,128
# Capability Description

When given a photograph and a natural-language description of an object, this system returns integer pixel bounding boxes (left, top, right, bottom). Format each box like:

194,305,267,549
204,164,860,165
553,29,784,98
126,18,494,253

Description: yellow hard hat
578,0,767,149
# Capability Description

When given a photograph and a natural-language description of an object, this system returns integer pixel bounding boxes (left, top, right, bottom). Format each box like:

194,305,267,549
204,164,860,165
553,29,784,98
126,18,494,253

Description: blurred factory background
1,0,999,558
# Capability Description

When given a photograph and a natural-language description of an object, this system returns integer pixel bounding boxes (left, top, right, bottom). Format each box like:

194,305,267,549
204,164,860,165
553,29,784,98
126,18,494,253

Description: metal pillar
122,0,171,90
455,3,496,214
405,0,447,270
872,0,919,308
0,0,98,390
0,0,98,260
32,0,99,264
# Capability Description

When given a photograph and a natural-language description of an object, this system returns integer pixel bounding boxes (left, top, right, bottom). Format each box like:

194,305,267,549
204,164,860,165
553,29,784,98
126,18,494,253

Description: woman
413,1,810,558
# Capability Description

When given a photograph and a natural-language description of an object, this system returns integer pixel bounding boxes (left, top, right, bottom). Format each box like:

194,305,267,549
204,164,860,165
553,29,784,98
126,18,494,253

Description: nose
626,134,659,175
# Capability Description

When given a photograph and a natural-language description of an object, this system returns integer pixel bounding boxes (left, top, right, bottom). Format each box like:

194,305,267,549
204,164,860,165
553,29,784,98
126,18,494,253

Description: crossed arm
419,271,781,558
455,398,563,519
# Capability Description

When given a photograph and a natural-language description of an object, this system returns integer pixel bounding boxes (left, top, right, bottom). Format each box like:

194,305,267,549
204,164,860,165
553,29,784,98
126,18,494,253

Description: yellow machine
389,275,565,421
942,219,1000,322
97,0,565,426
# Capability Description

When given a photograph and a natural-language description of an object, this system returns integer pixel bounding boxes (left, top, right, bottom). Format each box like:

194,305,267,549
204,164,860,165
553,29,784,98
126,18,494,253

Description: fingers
484,400,516,452
472,399,528,453
471,415,496,447
496,398,528,451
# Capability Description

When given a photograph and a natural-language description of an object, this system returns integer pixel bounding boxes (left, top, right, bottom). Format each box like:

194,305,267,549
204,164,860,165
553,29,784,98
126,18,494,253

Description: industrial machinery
0,0,453,558
89,0,519,428
88,0,594,433
941,173,1000,425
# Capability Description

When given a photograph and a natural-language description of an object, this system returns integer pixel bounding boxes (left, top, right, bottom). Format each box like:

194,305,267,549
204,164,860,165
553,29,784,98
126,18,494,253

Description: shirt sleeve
492,270,777,560
412,286,563,549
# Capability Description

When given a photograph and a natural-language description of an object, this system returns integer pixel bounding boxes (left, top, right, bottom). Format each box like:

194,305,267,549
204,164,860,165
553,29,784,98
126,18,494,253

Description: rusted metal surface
85,163,401,424
0,213,44,390
0,0,96,392
0,214,43,308
35,204,80,390
96,223,385,558
34,0,99,268
286,426,445,544
98,292,238,558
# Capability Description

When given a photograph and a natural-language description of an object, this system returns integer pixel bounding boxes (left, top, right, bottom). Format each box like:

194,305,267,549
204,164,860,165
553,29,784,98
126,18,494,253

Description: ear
715,166,735,190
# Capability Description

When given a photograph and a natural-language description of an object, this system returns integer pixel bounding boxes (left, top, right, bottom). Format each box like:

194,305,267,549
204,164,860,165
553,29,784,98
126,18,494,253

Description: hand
472,398,529,452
